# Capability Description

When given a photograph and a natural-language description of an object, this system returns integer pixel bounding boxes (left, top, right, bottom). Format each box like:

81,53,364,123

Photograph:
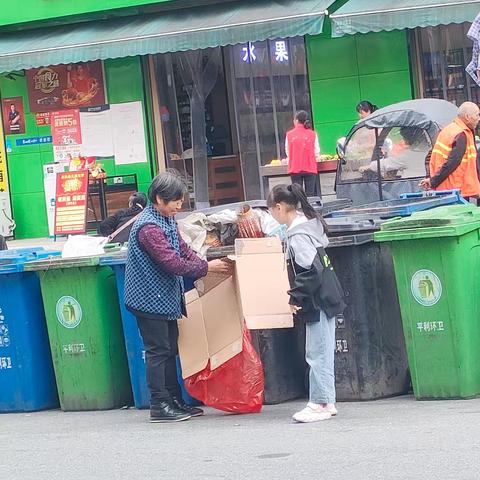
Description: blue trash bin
100,254,200,409
0,249,61,412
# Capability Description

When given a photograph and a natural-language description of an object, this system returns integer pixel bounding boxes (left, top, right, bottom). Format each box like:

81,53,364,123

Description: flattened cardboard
178,273,243,379
234,237,293,329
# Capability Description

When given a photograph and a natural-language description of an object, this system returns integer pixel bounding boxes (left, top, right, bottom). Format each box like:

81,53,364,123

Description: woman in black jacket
98,192,147,243
268,183,345,424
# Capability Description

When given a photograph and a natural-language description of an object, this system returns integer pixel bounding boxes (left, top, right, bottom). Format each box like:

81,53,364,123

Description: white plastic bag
62,235,108,258
206,209,238,226
255,209,286,239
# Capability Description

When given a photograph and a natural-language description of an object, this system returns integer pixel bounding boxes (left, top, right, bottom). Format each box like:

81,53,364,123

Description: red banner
35,112,51,126
54,171,88,235
51,109,82,146
26,61,106,113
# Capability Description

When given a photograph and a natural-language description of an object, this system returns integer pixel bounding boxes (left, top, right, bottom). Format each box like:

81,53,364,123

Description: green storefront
0,0,478,239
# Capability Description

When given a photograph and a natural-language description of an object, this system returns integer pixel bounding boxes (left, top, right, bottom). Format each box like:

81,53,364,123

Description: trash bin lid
321,198,353,216
327,233,374,248
330,193,464,219
326,216,385,234
0,250,62,273
23,255,100,271
0,263,27,274
99,252,127,266
375,204,480,242
0,247,49,264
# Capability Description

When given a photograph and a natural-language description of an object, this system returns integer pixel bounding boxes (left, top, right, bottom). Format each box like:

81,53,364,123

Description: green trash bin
375,204,480,400
25,256,132,411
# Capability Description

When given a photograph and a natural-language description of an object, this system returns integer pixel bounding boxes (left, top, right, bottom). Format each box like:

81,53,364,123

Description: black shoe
150,400,191,423
172,396,204,417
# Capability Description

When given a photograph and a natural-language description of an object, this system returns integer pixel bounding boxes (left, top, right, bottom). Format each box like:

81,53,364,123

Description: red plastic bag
184,328,264,414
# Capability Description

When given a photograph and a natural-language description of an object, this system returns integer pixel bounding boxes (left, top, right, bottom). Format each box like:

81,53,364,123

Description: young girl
268,184,346,423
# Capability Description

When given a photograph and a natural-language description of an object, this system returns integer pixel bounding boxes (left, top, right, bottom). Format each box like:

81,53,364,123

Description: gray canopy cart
336,99,459,206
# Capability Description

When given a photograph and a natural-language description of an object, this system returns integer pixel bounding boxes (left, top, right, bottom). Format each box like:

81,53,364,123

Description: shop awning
0,0,333,73
331,0,480,37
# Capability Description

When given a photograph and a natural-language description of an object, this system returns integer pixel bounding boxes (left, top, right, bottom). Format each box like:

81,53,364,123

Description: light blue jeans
306,310,336,404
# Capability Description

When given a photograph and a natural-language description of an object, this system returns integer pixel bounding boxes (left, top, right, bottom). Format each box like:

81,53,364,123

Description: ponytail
294,110,312,130
289,184,317,219
356,100,378,115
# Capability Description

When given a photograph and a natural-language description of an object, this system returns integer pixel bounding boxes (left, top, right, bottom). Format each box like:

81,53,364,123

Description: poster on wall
54,170,88,235
51,109,83,165
79,105,115,157
26,60,106,113
2,97,25,135
110,101,148,165
35,112,51,126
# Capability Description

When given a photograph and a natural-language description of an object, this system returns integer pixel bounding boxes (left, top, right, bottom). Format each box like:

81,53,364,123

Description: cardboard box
178,237,293,379
234,237,293,330
178,272,243,379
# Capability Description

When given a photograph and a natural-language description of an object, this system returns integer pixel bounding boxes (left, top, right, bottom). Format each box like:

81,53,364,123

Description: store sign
242,43,257,63
26,61,106,113
274,40,289,62
16,136,52,147
54,170,88,235
241,40,289,64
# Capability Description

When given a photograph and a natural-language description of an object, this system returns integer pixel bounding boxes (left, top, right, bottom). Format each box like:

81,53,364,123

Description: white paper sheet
110,101,148,165
79,107,115,157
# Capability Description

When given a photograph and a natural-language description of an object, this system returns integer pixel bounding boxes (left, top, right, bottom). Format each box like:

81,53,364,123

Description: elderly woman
125,171,230,423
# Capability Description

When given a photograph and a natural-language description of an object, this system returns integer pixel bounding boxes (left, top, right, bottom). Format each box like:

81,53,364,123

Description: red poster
51,109,82,146
54,170,89,235
27,61,106,113
35,112,51,126
2,97,26,135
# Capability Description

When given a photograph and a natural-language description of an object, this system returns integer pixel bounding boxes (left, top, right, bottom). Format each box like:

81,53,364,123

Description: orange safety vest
430,118,480,197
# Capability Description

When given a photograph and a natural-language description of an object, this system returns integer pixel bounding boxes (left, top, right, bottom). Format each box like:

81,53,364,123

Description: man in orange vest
420,102,480,199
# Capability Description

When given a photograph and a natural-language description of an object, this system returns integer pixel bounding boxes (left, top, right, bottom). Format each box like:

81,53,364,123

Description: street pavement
2,395,480,480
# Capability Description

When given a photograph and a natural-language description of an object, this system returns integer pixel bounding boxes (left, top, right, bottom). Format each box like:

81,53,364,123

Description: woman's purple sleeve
138,224,208,279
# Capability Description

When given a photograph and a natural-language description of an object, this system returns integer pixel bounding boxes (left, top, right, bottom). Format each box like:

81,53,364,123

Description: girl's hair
129,192,148,209
356,101,378,115
267,182,326,219
148,171,188,204
294,110,312,129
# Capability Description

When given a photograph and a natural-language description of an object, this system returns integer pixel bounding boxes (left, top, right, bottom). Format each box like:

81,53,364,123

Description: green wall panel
311,77,361,124
307,29,413,154
359,71,412,107
11,193,49,239
8,153,44,194
356,30,410,75
307,35,358,81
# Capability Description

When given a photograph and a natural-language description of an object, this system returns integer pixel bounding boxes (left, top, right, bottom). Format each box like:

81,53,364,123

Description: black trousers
291,173,317,197
136,315,182,406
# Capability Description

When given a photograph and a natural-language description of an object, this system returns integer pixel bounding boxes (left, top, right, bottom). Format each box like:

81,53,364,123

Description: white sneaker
292,404,332,423
326,404,338,416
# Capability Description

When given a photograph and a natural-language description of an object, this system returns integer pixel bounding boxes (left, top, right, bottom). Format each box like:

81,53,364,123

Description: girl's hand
208,259,233,275
290,305,302,315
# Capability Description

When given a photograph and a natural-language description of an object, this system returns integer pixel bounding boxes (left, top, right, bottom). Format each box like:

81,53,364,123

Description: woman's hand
208,259,233,275
290,305,302,315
